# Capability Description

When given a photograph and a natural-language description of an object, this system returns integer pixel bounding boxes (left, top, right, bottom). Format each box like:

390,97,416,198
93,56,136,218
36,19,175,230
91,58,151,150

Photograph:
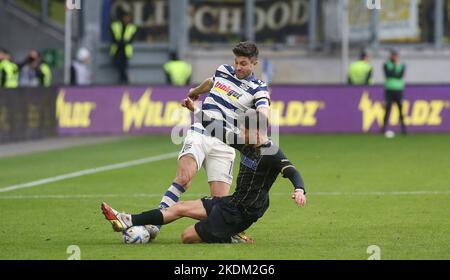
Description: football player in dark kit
101,107,307,244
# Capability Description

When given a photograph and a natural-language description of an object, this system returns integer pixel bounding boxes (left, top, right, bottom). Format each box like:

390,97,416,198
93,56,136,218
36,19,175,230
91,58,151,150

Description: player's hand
188,88,199,101
292,189,307,207
181,97,195,112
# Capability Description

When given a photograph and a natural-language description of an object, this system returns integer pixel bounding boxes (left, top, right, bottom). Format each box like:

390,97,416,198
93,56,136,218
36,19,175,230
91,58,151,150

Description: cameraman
18,49,52,87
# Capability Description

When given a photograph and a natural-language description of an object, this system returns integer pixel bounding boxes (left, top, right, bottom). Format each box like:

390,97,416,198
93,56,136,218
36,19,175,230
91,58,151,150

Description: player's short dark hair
238,109,268,136
360,49,368,60
169,50,179,61
390,49,399,56
233,41,259,59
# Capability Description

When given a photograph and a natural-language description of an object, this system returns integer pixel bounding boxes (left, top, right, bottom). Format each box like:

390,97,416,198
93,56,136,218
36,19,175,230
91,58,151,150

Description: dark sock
131,209,164,226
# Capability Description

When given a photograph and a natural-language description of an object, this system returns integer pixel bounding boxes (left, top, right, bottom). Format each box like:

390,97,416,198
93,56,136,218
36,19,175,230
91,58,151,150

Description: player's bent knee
181,231,193,244
181,226,202,244
209,181,230,197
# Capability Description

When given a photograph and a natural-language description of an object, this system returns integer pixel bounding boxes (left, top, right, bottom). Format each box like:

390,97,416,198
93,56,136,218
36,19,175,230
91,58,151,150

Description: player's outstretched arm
273,149,307,207
256,106,271,120
284,166,307,207
187,77,214,101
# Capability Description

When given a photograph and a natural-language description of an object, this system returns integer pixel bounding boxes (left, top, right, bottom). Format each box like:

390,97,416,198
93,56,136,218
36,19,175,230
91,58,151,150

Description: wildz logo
120,89,191,132
358,92,450,132
66,0,81,10
270,100,325,127
366,0,381,10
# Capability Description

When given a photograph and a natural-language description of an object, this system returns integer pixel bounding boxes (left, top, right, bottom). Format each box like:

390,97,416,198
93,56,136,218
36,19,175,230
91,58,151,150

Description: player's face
391,54,399,63
234,56,257,80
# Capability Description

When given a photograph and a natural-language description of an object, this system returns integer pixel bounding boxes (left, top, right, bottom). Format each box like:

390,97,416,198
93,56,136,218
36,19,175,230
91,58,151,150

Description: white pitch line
0,191,449,200
0,193,203,200
0,152,179,194
311,191,450,196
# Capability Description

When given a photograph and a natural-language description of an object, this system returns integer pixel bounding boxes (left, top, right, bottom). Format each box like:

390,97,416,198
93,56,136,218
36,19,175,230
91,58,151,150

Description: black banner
189,0,309,44
0,260,444,278
0,88,57,143
105,0,309,44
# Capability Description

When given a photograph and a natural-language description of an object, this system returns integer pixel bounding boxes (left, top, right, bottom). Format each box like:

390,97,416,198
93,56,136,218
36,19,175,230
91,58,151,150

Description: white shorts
178,128,235,185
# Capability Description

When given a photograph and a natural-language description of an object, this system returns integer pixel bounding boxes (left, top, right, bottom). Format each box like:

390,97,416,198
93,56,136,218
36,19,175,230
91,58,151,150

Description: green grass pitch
0,134,449,260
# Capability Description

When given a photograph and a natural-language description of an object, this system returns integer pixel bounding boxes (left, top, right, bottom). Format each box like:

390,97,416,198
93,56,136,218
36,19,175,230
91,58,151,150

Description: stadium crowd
0,48,52,89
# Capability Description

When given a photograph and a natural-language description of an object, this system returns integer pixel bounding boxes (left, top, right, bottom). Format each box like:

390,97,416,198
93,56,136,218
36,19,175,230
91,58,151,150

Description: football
122,226,151,244
145,225,160,240
385,130,396,138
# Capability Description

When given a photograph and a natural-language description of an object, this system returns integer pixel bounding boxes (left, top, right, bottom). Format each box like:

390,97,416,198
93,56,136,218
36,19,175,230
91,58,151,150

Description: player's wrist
294,188,305,195
188,91,198,98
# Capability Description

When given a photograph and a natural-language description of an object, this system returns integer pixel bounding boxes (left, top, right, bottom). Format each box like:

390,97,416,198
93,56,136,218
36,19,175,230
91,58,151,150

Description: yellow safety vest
163,60,193,86
0,60,19,88
40,63,52,87
348,60,373,85
110,21,137,58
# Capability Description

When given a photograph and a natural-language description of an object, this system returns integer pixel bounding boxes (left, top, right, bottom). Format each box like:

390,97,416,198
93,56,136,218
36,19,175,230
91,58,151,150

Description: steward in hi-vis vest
382,49,407,135
0,49,19,89
163,52,192,86
348,50,373,85
110,13,137,84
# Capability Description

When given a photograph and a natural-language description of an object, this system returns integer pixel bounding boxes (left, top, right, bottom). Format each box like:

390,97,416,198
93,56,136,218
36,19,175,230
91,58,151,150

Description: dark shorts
385,90,403,104
194,196,254,243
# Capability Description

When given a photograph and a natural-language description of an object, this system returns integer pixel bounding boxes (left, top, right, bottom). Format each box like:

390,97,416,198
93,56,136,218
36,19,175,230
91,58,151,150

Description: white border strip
0,152,179,193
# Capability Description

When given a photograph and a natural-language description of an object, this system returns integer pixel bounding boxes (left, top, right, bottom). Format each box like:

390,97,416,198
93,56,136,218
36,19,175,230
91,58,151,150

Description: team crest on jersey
182,143,192,153
239,83,250,91
241,155,258,170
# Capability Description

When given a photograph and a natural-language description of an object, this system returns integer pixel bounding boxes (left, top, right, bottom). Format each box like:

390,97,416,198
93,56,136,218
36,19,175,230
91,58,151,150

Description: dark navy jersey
191,110,306,222
226,140,305,221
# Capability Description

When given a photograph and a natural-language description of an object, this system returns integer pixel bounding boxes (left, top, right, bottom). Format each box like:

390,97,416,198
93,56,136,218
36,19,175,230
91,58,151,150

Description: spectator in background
19,49,52,87
110,13,137,84
163,51,192,86
382,49,407,135
446,2,450,41
348,50,373,85
261,58,273,85
71,47,93,86
0,49,19,89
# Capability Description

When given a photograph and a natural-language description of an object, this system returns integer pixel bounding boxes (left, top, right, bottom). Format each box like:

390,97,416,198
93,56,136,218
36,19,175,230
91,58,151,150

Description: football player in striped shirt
110,42,271,241
101,109,307,244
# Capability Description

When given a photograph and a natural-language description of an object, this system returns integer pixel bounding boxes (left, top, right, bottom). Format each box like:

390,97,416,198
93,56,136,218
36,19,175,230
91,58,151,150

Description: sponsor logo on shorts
182,143,192,153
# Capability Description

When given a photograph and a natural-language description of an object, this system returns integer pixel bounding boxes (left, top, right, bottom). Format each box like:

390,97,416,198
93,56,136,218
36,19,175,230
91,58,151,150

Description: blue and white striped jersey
198,64,270,132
